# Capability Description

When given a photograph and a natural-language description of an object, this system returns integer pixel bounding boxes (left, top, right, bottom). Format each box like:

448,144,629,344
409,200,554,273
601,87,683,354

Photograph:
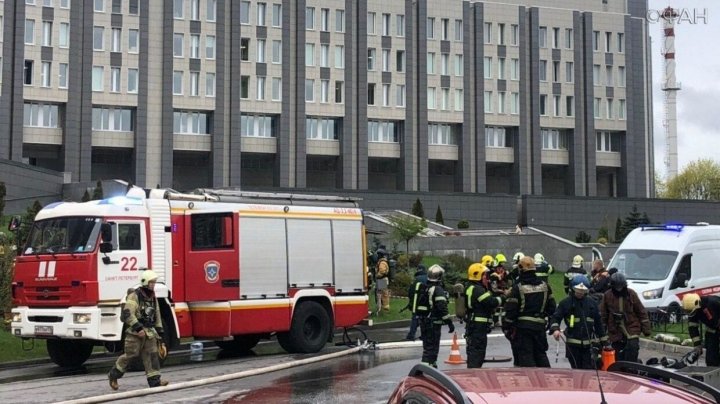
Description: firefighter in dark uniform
420,264,454,368
533,252,554,284
550,275,607,369
465,263,503,368
108,269,168,390
683,293,720,366
503,256,556,367
564,255,587,295
600,272,651,363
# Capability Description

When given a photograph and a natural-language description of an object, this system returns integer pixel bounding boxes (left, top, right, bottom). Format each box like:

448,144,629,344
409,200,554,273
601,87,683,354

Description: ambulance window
118,224,141,250
670,254,692,290
191,213,233,249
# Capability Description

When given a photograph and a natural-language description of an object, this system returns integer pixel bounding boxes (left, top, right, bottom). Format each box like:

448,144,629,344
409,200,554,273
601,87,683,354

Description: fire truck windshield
23,217,102,255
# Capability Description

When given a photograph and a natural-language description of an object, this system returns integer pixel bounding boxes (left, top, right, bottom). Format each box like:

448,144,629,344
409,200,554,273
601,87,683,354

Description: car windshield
608,249,678,281
23,217,102,255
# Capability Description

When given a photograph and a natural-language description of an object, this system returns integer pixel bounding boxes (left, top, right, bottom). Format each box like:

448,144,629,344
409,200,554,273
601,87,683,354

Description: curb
640,338,693,355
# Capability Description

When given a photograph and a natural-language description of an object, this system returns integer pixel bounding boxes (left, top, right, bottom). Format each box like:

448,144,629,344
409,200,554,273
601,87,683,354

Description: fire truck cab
11,188,369,367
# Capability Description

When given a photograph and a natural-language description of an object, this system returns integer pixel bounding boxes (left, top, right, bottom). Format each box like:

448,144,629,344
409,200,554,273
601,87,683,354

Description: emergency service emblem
204,261,220,283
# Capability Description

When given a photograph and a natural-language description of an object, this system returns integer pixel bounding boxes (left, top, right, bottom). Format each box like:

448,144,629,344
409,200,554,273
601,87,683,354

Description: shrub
408,253,424,268
457,220,469,229
575,231,591,243
597,237,608,244
389,270,413,297
435,205,444,225
440,254,473,286
396,254,409,270
411,198,425,218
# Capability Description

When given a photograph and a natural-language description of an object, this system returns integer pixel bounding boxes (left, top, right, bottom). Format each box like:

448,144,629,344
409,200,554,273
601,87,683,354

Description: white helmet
427,264,445,282
140,269,159,287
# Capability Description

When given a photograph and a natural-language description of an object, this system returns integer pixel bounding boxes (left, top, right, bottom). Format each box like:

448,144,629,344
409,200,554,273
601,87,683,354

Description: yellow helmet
495,253,507,264
682,293,701,313
467,263,488,281
140,269,159,286
481,255,494,267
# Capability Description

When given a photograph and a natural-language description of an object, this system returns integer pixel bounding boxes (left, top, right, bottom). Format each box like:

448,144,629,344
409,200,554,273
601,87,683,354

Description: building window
539,94,547,115
306,117,340,140
618,99,626,120
440,18,449,40
111,67,121,92
565,28,573,49
241,38,250,61
173,33,184,57
497,23,505,45
427,17,435,39
190,34,200,58
241,115,275,137
59,63,69,88
593,64,601,86
256,76,265,100
485,126,508,147
206,72,215,97
497,57,505,80
454,54,464,77
484,57,492,79
24,103,59,128
257,2,267,26
511,24,518,45
484,22,491,44
272,4,282,27
335,45,344,68
111,28,122,52
539,60,547,82
319,8,329,31
305,79,314,102
594,98,601,118
368,12,376,34
174,111,210,135
173,0,184,19
190,71,200,96
441,88,449,110
335,81,343,103
369,121,400,143
455,19,463,41
41,62,51,88
428,123,457,145
596,131,620,152
173,71,183,94
427,87,436,109
542,129,568,150
566,96,574,117
240,1,250,24
190,0,200,20
42,21,52,46
258,39,266,63
538,26,547,48
206,35,216,59
25,19,36,44
565,62,574,83
484,91,492,113
606,65,613,86
321,44,329,67
95,0,105,12
321,79,329,103
128,68,138,93
510,92,519,114
306,43,315,66
382,13,390,36
381,84,390,106
92,66,104,91
61,0,70,8
605,32,612,52
271,40,282,63
593,31,600,51
128,29,139,53
207,0,217,22
498,91,506,114
397,14,404,37
24,60,34,85
396,50,405,72
382,49,390,72
396,85,405,107
336,9,345,32
92,107,134,131
240,76,249,98
93,26,104,50
368,83,376,105
59,22,69,48
617,33,624,53
510,58,519,80
440,53,448,75
553,95,560,117
606,98,614,119
455,89,463,111
368,48,376,70
552,27,560,49
271,77,281,100
618,66,626,87
552,61,560,82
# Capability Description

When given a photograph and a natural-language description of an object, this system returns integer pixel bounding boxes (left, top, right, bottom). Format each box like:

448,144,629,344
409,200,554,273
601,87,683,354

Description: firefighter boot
108,367,124,390
148,375,169,388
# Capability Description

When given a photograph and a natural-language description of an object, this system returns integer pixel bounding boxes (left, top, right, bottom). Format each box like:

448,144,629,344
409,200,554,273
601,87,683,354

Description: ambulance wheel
278,301,330,353
215,334,261,353
47,339,94,368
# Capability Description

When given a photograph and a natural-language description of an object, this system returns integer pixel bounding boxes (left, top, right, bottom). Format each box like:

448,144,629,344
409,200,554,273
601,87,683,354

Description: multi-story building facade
0,0,654,197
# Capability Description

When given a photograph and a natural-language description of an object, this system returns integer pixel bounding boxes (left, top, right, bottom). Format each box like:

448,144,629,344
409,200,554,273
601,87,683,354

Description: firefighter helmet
140,269,159,287
610,272,627,291
513,252,525,263
572,255,584,268
481,255,494,267
534,253,545,265
467,263,489,281
682,293,701,314
427,264,445,282
495,253,507,264
519,256,536,272
570,275,590,294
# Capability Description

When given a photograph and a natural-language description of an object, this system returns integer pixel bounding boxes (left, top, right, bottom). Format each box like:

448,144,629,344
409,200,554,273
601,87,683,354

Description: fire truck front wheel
47,339,94,368
277,301,331,354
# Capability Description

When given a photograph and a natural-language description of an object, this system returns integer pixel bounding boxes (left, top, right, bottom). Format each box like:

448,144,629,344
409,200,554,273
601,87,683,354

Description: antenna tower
661,7,681,180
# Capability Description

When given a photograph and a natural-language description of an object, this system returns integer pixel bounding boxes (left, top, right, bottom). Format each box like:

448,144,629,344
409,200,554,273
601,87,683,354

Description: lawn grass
0,329,48,363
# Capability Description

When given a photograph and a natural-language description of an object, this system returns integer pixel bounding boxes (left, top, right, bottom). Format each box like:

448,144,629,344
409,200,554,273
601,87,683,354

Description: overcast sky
647,0,719,178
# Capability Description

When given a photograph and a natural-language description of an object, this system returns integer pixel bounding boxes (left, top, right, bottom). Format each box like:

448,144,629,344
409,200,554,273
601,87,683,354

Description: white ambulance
607,223,720,313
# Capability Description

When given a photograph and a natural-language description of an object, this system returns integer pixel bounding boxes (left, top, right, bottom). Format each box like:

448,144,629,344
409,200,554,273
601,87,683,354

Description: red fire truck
10,188,369,367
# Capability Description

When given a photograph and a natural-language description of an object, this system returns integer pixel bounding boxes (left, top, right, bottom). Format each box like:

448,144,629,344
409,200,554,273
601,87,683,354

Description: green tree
597,226,609,243
81,190,91,202
0,235,16,316
575,231,591,243
457,219,469,229
18,200,43,247
665,159,720,200
388,214,426,253
92,180,104,200
614,217,622,243
435,205,444,225
0,181,6,218
654,170,667,198
411,198,425,218
616,205,651,242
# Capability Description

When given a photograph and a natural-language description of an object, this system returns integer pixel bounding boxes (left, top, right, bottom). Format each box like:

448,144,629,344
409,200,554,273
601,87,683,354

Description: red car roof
391,367,715,404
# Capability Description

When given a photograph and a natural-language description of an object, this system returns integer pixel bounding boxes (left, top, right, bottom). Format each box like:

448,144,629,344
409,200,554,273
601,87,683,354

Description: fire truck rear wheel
47,339,94,368
277,301,330,353
215,334,261,353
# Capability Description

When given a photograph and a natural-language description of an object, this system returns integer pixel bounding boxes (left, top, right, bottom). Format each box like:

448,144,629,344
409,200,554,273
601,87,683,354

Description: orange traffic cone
444,332,467,365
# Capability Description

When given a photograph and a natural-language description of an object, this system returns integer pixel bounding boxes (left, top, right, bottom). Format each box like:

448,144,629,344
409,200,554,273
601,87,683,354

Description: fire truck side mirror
100,223,114,254
8,216,21,232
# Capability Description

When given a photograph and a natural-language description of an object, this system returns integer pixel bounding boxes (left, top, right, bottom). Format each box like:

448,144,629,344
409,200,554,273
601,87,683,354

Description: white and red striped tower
661,7,681,180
